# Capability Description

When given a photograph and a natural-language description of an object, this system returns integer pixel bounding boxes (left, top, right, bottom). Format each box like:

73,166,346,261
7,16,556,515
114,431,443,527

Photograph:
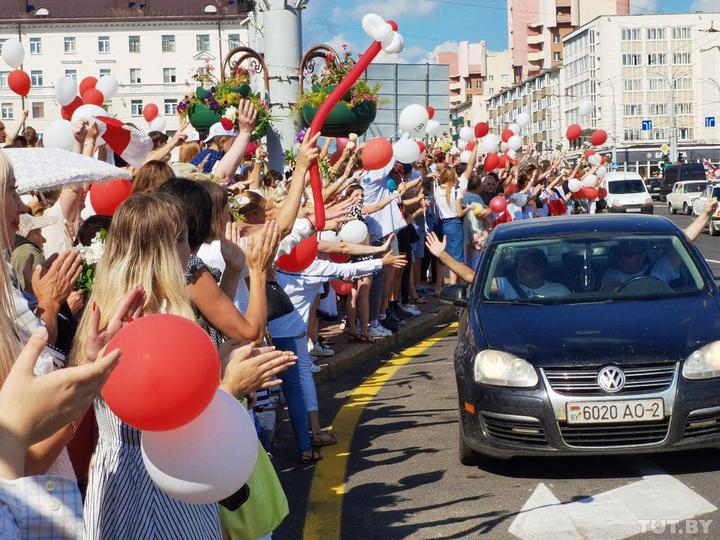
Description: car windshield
481,234,707,304
685,182,706,193
713,187,720,199
679,166,706,180
608,180,645,194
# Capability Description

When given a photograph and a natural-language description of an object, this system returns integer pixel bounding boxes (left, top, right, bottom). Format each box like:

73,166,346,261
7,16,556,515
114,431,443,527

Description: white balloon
382,33,404,55
481,134,499,153
596,165,608,177
393,136,420,164
459,126,474,142
371,22,394,43
71,104,108,124
508,123,520,134
507,149,518,159
508,135,522,151
588,154,601,166
500,141,509,152
460,150,472,164
362,13,385,37
568,178,582,193
578,100,594,117
339,220,368,244
1,39,24,69
54,77,77,107
399,104,429,133
141,390,258,504
449,146,460,156
319,230,339,243
425,119,440,136
516,112,530,128
42,120,75,151
457,140,467,151
149,117,166,132
511,193,528,207
582,174,598,188
96,75,119,99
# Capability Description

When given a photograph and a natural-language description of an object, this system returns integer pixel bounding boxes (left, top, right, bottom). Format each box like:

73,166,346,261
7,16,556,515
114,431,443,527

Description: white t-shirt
497,277,570,300
197,240,226,274
42,202,74,259
600,257,680,288
433,183,461,220
361,167,404,238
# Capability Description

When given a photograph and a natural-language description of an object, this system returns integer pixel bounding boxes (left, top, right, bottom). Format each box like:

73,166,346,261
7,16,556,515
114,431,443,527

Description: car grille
683,412,720,439
543,363,676,395
480,414,547,447
559,419,670,448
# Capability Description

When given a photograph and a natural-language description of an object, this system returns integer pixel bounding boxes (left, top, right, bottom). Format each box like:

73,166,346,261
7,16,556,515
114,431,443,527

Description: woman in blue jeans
433,168,465,293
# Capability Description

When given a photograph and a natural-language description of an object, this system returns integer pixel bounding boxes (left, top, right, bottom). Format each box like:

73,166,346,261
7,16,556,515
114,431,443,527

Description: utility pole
667,75,678,163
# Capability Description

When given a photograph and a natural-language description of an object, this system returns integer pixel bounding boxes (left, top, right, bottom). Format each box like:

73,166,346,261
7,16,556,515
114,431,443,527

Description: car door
668,183,680,209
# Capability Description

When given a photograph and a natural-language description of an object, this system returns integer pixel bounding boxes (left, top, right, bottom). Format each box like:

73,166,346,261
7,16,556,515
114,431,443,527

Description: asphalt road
274,203,720,540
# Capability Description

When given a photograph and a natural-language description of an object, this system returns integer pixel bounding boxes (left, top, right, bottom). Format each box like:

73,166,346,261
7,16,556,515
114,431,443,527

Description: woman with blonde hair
432,167,465,290
179,140,202,164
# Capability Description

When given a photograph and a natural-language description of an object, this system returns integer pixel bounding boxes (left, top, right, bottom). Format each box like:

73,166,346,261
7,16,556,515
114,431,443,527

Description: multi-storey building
0,1,251,137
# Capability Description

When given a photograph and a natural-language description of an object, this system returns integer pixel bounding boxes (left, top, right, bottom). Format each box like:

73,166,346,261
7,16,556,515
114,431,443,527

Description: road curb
313,304,457,384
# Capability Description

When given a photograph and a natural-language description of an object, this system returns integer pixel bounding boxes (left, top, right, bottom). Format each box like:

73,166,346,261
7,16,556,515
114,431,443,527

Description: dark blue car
446,214,720,465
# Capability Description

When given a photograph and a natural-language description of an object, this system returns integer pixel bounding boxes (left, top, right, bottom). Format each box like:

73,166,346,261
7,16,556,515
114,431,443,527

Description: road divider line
303,322,459,540
706,259,720,265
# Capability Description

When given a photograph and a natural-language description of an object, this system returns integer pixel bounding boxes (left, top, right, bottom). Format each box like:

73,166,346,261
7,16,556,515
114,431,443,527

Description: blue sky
300,0,716,64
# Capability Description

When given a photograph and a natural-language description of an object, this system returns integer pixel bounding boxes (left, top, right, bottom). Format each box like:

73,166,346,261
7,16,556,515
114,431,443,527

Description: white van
601,172,654,214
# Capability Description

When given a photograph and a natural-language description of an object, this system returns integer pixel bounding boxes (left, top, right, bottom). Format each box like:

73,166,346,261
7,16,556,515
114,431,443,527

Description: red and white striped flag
94,116,152,168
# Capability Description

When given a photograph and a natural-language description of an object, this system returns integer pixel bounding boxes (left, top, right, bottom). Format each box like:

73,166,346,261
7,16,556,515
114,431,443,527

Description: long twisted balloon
307,15,404,231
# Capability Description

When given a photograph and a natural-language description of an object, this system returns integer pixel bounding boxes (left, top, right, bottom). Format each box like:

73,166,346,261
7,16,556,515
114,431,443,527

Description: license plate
566,399,664,424
626,208,642,213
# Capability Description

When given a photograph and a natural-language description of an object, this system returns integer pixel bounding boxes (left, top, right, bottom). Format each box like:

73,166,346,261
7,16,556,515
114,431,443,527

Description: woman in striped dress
71,193,222,539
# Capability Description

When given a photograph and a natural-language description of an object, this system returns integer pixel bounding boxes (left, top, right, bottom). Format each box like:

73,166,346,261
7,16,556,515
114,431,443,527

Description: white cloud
630,0,658,14
351,0,438,19
423,40,459,63
691,0,720,11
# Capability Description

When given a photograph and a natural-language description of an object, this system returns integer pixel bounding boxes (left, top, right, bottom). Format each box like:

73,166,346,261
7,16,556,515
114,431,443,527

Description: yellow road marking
303,322,459,540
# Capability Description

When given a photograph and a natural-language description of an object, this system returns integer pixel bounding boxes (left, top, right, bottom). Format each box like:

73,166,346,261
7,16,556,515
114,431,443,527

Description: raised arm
685,197,718,242
425,232,476,283
214,100,257,184
4,110,28,146
144,121,189,164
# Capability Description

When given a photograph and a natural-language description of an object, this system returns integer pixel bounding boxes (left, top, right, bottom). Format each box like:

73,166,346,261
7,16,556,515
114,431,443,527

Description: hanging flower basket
301,100,376,138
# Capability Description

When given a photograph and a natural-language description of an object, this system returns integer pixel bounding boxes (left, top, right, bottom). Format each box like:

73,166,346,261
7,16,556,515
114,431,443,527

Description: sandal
349,332,371,344
299,449,323,464
411,297,428,304
312,432,338,447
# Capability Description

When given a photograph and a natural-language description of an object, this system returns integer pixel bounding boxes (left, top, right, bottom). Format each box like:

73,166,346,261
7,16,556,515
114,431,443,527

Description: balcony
556,0,571,7
556,11,572,23
528,21,543,29
527,34,544,46
528,51,545,62
449,80,462,90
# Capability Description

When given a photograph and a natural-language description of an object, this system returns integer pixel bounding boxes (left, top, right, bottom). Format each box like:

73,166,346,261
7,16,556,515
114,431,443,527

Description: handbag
266,280,294,321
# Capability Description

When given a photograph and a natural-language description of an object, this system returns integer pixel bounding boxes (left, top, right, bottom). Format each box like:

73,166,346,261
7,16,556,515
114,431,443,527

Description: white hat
185,127,200,142
203,122,238,143
18,213,57,238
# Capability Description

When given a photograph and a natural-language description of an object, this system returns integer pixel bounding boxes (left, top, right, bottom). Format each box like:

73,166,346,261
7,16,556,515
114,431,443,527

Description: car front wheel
711,222,720,237
458,413,488,466
669,202,676,214
683,202,690,215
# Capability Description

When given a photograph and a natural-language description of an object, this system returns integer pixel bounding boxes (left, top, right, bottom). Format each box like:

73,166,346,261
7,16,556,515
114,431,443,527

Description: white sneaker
400,304,421,317
310,361,322,373
368,324,392,340
310,342,335,357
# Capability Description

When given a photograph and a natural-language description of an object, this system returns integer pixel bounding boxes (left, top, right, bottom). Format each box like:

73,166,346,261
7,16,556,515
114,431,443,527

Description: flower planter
301,100,376,138
188,104,224,131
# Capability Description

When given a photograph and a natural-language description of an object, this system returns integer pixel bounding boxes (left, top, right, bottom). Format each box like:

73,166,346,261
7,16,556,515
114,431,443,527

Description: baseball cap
185,127,200,142
18,213,57,238
203,122,238,143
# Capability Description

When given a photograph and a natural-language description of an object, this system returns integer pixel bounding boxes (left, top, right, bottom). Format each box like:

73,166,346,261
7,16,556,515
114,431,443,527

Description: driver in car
494,249,571,300
600,240,681,291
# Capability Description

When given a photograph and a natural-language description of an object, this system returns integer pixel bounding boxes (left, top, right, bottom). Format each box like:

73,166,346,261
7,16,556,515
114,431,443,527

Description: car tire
683,203,690,215
710,222,720,237
458,415,487,466
669,203,676,214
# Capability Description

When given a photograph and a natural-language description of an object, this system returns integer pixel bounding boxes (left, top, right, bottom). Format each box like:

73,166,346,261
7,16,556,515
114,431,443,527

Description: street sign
641,120,653,131
660,144,670,153
611,162,619,171
706,116,716,128
451,118,464,127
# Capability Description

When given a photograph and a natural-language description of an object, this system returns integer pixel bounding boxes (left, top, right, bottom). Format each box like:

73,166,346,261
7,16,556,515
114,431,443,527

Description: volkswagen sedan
447,214,720,465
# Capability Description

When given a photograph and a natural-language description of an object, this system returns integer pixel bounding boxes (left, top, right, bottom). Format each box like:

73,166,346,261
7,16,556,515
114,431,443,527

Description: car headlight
644,197,652,205
683,342,720,380
474,350,538,387
611,199,622,207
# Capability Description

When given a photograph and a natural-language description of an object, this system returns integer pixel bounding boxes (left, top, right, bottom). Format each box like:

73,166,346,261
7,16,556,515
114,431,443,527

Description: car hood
478,295,720,367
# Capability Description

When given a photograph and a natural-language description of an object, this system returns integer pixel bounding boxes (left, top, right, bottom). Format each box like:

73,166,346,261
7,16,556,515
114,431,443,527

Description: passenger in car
600,240,681,291
493,249,571,300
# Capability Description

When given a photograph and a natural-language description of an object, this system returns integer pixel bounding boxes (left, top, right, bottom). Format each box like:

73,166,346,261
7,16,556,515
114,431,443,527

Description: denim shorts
436,218,464,263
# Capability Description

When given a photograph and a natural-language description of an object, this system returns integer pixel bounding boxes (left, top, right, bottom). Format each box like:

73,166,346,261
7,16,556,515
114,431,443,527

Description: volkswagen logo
597,366,626,393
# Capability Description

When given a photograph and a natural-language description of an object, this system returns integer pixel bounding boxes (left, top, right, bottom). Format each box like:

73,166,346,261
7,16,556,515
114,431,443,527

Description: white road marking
705,259,720,265
509,461,717,540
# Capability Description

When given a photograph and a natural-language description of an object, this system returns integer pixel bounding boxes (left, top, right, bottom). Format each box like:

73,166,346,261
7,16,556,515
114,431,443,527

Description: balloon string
308,40,383,231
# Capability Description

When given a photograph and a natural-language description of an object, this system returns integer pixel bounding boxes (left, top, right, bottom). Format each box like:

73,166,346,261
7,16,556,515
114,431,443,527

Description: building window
98,36,110,53
228,33,241,49
623,79,642,91
196,34,210,52
131,100,143,116
0,72,8,87
162,35,175,52
465,80,471,89
672,27,691,39
129,35,141,53
647,53,666,65
624,104,642,116
164,99,178,115
488,75,494,81
622,54,641,66
649,78,665,90
488,87,494,94
553,52,561,61
31,102,43,119
130,68,141,84
648,103,667,115
621,28,640,41
675,103,692,114
476,80,482,88
99,68,111,78
673,77,692,90
1,104,13,120
646,27,666,40
553,33,560,44
501,74,509,82
163,68,177,84
64,69,77,81
64,37,76,54
673,52,691,64
679,127,692,140
30,70,43,86
29,37,41,54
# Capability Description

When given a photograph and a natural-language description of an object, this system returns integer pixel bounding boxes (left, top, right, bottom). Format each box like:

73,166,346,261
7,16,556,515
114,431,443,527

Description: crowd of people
1,96,719,540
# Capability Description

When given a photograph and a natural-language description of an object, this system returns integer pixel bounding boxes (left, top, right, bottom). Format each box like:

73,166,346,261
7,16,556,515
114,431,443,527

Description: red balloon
331,279,353,295
82,88,105,107
330,137,349,165
8,70,31,97
572,191,583,200
566,124,583,141
330,253,350,263
244,141,258,159
417,141,426,154
386,20,399,31
102,314,220,431
361,137,393,171
582,187,598,200
497,155,508,169
474,122,489,138
466,141,475,152
484,153,499,170
426,106,435,120
90,180,132,216
583,149,596,160
79,76,97,96
276,235,318,272
590,129,608,146
501,129,514,143
598,187,608,199
61,96,83,120
489,195,508,213
143,103,159,123
600,155,607,165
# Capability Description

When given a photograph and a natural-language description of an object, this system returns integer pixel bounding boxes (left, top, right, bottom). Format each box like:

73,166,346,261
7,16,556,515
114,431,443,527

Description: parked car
666,180,706,215
601,172,654,214
692,183,720,236
444,214,720,465
659,163,707,201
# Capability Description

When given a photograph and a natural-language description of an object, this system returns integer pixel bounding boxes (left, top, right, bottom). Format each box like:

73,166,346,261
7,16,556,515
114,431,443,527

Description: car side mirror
440,284,469,308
